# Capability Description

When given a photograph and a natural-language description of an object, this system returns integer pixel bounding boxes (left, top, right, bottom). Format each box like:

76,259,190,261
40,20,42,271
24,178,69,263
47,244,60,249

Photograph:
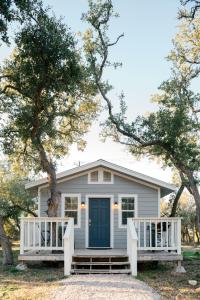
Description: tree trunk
184,169,200,234
170,184,185,217
35,141,61,248
0,217,13,265
36,142,60,217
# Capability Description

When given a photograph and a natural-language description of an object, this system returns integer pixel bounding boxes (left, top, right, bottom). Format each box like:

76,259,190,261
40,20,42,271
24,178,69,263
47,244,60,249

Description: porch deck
18,249,183,262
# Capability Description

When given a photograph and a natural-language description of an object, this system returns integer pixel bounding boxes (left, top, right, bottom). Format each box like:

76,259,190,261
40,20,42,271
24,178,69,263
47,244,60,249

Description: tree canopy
0,0,43,44
0,5,98,216
83,0,200,231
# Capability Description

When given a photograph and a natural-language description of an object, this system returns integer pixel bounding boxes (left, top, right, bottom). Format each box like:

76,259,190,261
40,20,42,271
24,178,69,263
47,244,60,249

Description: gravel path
48,274,161,300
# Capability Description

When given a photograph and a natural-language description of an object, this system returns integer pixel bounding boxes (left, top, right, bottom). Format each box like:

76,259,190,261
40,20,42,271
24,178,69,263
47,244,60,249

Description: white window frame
61,193,81,228
118,194,138,228
88,168,114,184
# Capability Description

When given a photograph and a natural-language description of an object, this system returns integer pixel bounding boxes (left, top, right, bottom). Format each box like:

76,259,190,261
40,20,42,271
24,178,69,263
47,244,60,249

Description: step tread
71,269,131,274
73,255,128,258
72,262,130,265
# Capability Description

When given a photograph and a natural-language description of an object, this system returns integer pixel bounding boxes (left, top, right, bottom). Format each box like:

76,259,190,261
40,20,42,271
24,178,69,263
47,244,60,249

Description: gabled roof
25,159,176,197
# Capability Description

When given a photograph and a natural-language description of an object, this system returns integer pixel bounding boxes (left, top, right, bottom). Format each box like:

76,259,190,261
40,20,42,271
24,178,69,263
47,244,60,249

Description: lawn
137,251,200,300
0,248,200,300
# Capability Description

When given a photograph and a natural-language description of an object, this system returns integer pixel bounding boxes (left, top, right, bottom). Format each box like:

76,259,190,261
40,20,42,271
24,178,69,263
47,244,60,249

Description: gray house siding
39,173,159,249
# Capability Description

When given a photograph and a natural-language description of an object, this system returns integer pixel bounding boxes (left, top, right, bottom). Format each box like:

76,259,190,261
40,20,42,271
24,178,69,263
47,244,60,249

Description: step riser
71,255,130,274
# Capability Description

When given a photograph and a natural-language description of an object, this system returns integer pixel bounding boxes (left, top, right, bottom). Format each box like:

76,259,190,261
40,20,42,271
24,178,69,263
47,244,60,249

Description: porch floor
18,249,183,262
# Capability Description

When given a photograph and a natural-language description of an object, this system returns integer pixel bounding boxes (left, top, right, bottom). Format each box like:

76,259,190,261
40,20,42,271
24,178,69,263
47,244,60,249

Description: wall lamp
114,201,118,207
81,201,85,208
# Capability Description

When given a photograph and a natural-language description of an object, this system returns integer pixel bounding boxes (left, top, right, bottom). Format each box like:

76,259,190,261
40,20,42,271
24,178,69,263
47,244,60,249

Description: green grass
183,251,200,260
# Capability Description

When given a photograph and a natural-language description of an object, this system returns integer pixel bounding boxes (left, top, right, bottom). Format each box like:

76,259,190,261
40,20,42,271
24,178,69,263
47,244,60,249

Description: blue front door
89,198,110,248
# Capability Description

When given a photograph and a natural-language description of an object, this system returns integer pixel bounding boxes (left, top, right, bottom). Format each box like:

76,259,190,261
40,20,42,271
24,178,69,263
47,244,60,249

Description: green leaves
0,7,98,173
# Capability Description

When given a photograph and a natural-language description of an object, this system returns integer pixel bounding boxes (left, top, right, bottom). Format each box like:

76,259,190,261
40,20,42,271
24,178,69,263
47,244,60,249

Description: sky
0,0,182,182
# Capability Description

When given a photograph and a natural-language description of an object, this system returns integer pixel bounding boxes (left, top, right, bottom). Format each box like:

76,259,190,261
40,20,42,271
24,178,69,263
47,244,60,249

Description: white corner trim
85,194,114,248
61,193,81,228
88,168,114,184
118,194,138,229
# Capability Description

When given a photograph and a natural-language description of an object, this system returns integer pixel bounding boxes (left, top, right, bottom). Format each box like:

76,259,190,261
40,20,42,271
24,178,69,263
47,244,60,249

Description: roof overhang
25,159,176,197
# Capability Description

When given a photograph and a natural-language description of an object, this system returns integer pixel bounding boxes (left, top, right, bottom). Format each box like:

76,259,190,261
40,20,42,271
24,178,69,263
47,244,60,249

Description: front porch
18,216,182,275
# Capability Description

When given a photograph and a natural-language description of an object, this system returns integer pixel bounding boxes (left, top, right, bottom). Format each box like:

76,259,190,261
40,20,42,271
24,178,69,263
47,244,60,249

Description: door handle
89,219,92,226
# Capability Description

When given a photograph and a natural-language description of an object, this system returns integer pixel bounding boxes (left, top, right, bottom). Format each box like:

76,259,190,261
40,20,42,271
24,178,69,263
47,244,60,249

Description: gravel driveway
48,274,161,300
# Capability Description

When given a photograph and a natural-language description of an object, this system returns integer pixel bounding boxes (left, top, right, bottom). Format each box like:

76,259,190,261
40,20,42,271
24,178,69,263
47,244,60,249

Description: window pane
65,197,78,210
90,171,98,182
103,171,111,182
122,211,134,225
122,198,128,210
64,211,78,225
65,197,72,210
122,197,134,210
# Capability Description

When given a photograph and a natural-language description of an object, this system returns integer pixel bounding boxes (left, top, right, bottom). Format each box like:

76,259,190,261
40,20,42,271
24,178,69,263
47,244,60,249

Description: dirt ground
0,247,200,300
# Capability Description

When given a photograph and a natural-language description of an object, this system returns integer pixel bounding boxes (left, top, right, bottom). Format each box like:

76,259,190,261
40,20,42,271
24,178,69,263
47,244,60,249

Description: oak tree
0,7,98,217
83,0,200,231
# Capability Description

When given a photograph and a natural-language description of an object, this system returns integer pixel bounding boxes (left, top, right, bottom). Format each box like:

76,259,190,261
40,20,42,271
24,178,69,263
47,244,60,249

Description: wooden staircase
71,254,131,274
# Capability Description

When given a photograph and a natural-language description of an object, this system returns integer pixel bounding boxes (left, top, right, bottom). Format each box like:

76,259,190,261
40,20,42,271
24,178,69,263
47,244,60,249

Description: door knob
89,219,91,226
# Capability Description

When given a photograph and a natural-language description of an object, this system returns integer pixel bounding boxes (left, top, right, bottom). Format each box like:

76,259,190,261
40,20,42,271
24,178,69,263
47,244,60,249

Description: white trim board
25,159,176,196
118,194,138,228
85,194,114,249
88,167,114,184
61,193,81,228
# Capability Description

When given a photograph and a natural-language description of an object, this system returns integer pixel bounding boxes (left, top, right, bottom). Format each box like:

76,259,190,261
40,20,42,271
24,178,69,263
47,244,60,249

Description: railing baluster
155,221,157,248
33,220,35,248
150,221,152,248
28,221,30,248
144,221,146,248
61,221,64,247
161,221,163,248
39,221,41,248
166,221,168,249
45,220,47,248
50,222,52,248
56,222,58,248
138,221,140,248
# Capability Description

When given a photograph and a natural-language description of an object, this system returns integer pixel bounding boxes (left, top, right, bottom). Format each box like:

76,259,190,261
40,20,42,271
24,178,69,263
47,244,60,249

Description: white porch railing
127,219,138,276
20,217,71,254
64,218,74,276
132,217,181,254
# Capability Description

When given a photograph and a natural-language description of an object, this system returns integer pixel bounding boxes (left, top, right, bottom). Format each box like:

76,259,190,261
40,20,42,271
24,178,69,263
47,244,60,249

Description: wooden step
71,269,131,274
72,262,130,266
72,256,129,263
73,255,129,258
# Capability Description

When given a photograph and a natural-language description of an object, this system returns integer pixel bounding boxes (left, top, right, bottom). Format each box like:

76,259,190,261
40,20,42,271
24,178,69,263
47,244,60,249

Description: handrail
133,217,181,220
20,217,69,221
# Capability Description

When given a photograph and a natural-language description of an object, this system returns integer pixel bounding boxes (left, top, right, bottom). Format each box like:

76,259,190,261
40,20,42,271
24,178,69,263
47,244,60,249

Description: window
88,169,113,184
119,195,137,227
103,171,111,182
90,171,99,182
62,194,81,227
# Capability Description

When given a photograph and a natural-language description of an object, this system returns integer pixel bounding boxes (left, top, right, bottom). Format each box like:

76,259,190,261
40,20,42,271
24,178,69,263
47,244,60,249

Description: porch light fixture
114,201,118,207
81,201,85,208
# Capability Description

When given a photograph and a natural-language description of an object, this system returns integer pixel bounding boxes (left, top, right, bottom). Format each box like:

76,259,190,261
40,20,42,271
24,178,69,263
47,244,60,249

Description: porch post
177,218,181,255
